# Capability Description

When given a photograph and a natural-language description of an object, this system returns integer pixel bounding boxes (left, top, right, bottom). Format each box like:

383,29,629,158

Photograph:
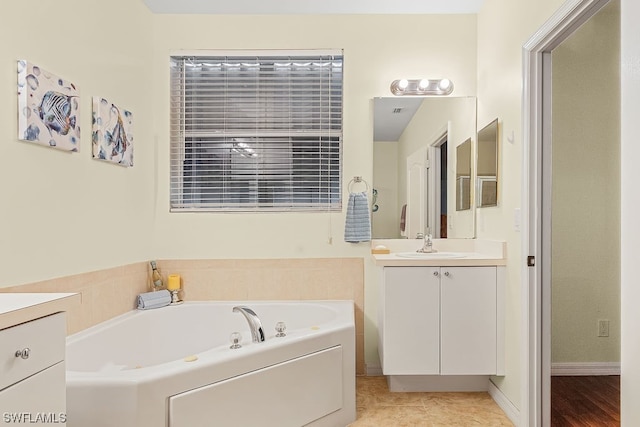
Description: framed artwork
92,97,133,167
17,60,80,152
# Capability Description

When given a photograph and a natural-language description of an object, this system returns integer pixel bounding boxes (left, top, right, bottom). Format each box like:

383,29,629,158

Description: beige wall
397,97,477,238
551,1,620,364
150,14,478,369
0,0,156,287
0,6,477,375
476,0,566,410
372,141,399,238
150,14,477,259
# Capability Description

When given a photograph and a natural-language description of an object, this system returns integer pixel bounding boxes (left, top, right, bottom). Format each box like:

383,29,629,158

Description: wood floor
551,376,620,426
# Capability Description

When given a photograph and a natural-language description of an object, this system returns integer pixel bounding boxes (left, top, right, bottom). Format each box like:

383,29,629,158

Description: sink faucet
417,234,437,253
232,306,265,343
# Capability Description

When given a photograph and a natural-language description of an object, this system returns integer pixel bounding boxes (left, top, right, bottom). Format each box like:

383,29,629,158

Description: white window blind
169,51,343,212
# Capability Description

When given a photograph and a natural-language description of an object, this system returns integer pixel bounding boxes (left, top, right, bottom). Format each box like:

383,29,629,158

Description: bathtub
66,300,355,427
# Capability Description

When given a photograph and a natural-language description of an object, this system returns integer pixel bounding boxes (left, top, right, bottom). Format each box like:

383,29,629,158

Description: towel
344,192,371,243
137,290,172,310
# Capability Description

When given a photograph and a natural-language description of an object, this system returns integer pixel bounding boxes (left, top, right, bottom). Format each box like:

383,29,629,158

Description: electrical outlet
598,319,610,337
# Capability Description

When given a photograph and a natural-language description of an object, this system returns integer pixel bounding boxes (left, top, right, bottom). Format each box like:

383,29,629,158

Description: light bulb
438,79,451,91
418,79,430,90
398,79,409,90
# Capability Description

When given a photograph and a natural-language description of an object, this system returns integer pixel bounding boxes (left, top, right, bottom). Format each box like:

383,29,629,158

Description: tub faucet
232,306,265,343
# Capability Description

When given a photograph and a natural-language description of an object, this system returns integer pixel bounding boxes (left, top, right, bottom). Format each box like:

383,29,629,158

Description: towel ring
348,176,370,194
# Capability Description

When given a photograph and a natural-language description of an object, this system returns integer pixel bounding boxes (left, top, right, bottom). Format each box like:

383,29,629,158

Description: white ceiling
373,98,423,142
143,0,484,15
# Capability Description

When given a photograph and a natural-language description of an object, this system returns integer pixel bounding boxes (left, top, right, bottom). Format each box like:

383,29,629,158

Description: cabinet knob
15,348,31,359
433,271,439,277
443,271,451,277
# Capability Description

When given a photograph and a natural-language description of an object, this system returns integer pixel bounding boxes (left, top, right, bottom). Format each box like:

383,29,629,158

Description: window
169,50,343,212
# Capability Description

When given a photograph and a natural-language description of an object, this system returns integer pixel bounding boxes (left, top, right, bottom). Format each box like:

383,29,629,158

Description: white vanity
0,293,79,426
373,239,505,392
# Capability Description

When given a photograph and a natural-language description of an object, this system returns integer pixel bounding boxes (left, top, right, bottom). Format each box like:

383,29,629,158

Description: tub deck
66,301,356,427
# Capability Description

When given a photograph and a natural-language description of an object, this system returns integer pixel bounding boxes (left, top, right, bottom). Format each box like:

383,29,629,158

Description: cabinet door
440,267,497,375
381,267,440,374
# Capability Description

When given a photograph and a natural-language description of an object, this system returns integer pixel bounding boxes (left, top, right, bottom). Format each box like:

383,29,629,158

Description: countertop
0,293,80,330
371,238,507,267
372,252,506,267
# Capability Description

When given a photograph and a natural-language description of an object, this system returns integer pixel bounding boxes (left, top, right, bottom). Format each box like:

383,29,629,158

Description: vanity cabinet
379,266,501,376
0,312,67,425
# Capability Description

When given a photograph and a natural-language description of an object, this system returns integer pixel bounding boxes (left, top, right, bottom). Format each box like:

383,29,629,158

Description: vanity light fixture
390,78,454,96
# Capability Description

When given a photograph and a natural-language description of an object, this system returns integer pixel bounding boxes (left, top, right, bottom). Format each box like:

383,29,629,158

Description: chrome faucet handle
230,332,242,349
417,233,436,253
275,321,287,337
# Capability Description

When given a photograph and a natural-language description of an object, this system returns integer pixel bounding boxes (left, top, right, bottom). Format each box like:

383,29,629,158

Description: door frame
428,128,448,238
522,0,613,425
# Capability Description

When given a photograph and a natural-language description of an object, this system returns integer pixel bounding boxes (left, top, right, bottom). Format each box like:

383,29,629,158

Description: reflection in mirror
456,138,472,211
476,118,499,207
372,97,476,239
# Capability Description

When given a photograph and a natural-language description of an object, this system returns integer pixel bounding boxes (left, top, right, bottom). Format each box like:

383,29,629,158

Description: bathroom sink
394,252,468,259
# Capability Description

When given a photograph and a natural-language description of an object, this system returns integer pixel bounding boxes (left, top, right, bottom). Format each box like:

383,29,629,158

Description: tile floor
349,376,514,426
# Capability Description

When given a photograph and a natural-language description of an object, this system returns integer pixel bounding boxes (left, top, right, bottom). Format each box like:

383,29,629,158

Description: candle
167,274,181,291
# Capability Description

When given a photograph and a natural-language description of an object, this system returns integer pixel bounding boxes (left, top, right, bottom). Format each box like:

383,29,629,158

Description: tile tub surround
0,263,150,334
159,258,365,375
0,257,365,375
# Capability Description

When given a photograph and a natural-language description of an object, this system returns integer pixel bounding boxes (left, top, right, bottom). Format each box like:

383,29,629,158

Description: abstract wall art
92,97,133,167
17,60,81,152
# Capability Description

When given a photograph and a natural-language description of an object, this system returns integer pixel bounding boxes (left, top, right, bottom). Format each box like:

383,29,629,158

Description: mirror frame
456,138,472,211
476,118,499,208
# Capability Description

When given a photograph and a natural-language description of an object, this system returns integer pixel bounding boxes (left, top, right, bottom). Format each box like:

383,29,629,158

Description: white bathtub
66,300,355,427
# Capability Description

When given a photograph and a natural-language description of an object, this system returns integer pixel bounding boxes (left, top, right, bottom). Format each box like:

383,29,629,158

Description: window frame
169,49,344,213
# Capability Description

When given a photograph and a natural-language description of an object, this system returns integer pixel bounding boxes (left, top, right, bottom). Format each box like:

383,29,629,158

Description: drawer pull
15,348,31,359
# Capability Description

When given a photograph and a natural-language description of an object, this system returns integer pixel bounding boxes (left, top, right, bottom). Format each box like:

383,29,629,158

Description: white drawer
0,312,65,391
0,361,66,425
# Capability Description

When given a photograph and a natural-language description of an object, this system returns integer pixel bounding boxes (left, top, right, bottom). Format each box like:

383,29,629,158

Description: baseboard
387,375,490,392
488,380,520,426
365,364,383,376
551,362,620,376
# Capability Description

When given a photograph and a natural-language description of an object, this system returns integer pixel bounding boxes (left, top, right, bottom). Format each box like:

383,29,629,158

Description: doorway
549,0,620,423
522,0,620,425
429,133,448,239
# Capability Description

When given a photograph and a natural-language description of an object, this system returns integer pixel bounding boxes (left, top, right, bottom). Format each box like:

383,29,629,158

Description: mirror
476,118,499,207
456,138,472,211
372,96,476,239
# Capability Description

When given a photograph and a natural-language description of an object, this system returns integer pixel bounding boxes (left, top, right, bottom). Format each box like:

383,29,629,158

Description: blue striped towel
344,192,371,243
